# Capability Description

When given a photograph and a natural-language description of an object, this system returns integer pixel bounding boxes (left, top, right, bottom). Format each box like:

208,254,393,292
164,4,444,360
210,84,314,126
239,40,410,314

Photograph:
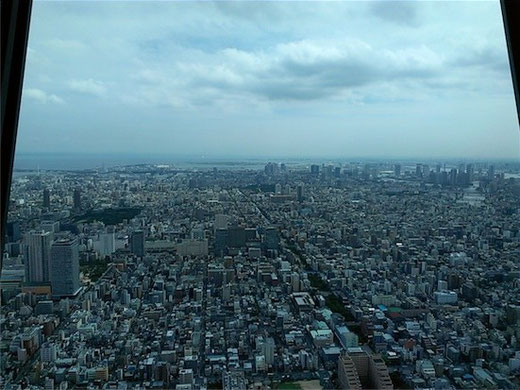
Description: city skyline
3,160,520,388
16,0,520,160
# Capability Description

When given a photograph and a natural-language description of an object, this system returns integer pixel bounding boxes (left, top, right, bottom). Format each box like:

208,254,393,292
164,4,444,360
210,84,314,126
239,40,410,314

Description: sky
16,0,520,161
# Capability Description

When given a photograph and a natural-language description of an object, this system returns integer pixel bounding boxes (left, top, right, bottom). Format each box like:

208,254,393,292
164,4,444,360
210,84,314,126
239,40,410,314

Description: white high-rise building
41,342,57,362
24,231,53,283
96,231,115,256
262,337,275,366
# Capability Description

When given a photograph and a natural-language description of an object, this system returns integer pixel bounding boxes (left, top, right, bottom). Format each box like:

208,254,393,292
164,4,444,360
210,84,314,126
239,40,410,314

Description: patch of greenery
74,207,141,225
325,294,355,322
278,383,302,390
80,260,109,282
308,274,330,291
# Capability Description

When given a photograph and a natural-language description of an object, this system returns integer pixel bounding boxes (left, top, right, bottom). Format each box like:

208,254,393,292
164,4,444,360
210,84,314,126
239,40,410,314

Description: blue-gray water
14,153,301,171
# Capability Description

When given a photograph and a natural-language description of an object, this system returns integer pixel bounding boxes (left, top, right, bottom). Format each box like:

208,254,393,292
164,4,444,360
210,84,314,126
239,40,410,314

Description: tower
73,188,82,210
24,231,53,283
130,230,145,257
50,237,80,296
43,189,51,208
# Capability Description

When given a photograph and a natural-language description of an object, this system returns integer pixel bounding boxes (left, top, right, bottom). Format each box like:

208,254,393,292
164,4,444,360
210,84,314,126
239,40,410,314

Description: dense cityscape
1,160,520,390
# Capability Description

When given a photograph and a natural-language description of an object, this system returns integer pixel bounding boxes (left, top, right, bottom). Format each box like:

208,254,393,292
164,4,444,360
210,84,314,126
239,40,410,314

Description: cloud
370,1,420,27
24,88,65,104
68,78,107,97
44,38,85,51
129,39,444,105
449,45,509,73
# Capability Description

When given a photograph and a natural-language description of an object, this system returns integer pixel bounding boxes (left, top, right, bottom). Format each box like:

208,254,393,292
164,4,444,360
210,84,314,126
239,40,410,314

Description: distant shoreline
13,153,520,172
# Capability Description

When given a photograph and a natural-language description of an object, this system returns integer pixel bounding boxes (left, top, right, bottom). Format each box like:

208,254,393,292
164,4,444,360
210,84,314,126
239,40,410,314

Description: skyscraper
50,237,80,296
263,227,279,251
6,221,21,242
296,184,304,202
24,231,53,283
130,230,145,257
415,164,422,178
43,189,51,208
73,188,82,210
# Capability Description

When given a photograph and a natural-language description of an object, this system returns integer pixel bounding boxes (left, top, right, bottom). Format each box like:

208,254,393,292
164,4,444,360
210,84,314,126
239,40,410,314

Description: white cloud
68,78,107,97
24,88,64,104
44,38,85,51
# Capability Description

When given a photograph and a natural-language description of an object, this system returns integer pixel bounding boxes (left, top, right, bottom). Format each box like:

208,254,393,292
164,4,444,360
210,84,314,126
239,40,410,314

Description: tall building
264,162,279,176
95,228,115,256
50,237,80,297
263,227,279,251
6,220,21,242
338,354,362,389
24,231,53,283
43,189,51,208
130,230,145,257
338,349,393,390
261,337,275,366
310,164,320,175
40,342,57,362
214,228,229,256
73,188,82,209
228,226,246,248
296,184,304,202
394,164,401,177
415,164,422,178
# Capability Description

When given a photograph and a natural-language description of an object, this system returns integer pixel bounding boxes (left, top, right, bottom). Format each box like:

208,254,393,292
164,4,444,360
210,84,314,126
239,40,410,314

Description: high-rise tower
50,237,80,296
24,231,53,283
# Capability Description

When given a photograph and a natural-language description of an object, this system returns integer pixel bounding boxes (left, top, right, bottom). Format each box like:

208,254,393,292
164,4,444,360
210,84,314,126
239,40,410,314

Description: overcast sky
16,0,520,160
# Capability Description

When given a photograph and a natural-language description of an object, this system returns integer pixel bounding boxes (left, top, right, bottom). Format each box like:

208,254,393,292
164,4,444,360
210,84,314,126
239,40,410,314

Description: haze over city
16,0,520,161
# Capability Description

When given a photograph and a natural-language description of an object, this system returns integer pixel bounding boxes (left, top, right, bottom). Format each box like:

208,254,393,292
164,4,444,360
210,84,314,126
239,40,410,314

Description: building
296,184,304,202
263,227,279,251
223,370,247,390
96,230,116,256
50,237,80,297
338,349,393,390
338,355,362,389
176,239,208,257
228,226,246,248
336,325,359,348
43,189,51,208
434,291,458,305
261,337,275,366
24,231,53,283
41,342,57,362
130,230,145,257
73,188,82,209
6,220,21,242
